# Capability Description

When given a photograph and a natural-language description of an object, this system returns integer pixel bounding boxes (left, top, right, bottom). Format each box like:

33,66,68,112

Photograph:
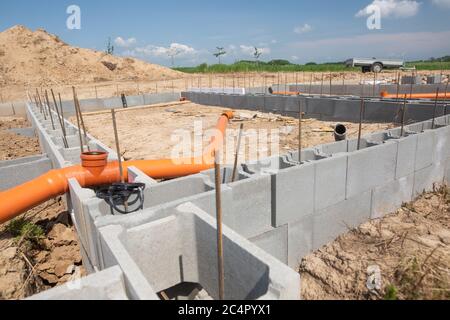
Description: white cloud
132,43,197,58
291,55,299,61
240,45,271,56
294,24,312,34
432,0,450,8
289,30,450,62
356,0,420,18
114,37,137,48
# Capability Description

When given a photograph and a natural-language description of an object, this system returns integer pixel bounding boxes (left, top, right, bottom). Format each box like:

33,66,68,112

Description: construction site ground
300,186,450,300
78,102,394,164
0,116,85,300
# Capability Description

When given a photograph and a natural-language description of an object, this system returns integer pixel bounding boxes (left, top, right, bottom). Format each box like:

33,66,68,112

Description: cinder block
27,266,130,300
346,142,397,198
415,130,435,170
434,125,450,163
314,154,348,211
394,134,418,179
272,163,315,227
287,214,313,269
249,225,288,264
313,191,372,250
413,162,446,196
371,175,414,219
229,175,272,238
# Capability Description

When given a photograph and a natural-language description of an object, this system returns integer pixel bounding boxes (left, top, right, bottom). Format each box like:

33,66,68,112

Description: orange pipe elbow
0,111,233,225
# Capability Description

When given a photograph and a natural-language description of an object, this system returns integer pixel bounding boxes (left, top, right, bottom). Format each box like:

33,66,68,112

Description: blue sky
1,0,450,66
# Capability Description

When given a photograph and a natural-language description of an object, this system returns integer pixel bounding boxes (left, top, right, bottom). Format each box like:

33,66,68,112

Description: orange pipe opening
0,111,233,225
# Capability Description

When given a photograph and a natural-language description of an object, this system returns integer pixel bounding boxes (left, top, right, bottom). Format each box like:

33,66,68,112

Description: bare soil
77,103,394,164
0,116,85,300
0,117,40,161
300,186,450,300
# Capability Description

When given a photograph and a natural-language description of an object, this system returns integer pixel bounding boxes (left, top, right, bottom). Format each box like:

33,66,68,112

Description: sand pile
0,25,183,87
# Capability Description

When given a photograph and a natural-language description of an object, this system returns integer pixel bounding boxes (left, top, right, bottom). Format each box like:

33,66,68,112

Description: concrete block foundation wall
13,96,450,299
182,92,448,124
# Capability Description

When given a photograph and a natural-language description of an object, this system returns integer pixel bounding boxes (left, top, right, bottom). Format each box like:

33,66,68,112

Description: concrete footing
8,96,450,300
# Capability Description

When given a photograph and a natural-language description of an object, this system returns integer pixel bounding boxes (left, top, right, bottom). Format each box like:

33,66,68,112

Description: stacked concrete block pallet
21,99,450,300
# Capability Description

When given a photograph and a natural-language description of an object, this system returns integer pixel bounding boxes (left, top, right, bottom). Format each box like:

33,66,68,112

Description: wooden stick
214,151,225,300
111,109,125,183
231,124,244,183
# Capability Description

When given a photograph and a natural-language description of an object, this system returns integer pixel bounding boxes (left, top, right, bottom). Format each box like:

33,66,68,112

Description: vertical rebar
298,99,303,163
432,88,440,129
320,73,324,96
72,87,84,153
409,71,414,99
51,89,68,148
357,96,365,151
400,95,407,137
111,109,125,183
231,123,244,183
329,72,332,95
214,151,225,300
58,93,67,136
73,87,90,151
309,73,313,95
373,71,377,97
44,90,56,130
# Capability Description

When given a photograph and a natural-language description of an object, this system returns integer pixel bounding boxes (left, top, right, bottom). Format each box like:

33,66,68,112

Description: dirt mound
300,186,450,300
0,25,183,87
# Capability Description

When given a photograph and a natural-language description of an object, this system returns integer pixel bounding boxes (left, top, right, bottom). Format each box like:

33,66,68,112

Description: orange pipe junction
0,111,233,225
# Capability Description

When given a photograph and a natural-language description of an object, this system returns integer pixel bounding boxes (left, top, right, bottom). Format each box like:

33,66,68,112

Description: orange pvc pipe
0,111,233,225
381,91,450,99
272,91,301,96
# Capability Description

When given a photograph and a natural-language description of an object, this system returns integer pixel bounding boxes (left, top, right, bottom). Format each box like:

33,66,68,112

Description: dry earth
0,116,85,300
300,186,450,300
78,103,394,164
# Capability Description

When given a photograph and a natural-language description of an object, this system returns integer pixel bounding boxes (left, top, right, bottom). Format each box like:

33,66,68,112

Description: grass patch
174,58,450,74
7,218,44,244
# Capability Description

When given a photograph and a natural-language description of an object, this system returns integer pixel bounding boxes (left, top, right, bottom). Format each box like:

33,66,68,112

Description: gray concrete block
394,134,418,179
315,155,348,211
0,156,51,191
313,191,372,250
434,125,450,163
413,162,446,196
249,225,288,264
272,163,315,227
371,175,414,219
229,175,272,238
415,130,435,171
288,214,313,269
346,142,397,198
27,266,130,300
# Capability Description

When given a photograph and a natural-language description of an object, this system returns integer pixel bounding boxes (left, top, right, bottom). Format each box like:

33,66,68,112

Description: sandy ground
0,116,85,300
0,117,40,161
300,187,450,300
77,102,394,164
2,70,449,103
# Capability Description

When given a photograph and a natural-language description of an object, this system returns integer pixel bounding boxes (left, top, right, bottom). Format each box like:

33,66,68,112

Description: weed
6,218,44,244
384,284,399,300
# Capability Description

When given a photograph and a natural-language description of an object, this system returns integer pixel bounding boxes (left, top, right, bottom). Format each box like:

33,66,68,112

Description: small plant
7,218,44,244
105,37,114,55
384,284,399,300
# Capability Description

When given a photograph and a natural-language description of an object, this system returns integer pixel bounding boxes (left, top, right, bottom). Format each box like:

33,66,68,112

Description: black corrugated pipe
334,124,347,141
